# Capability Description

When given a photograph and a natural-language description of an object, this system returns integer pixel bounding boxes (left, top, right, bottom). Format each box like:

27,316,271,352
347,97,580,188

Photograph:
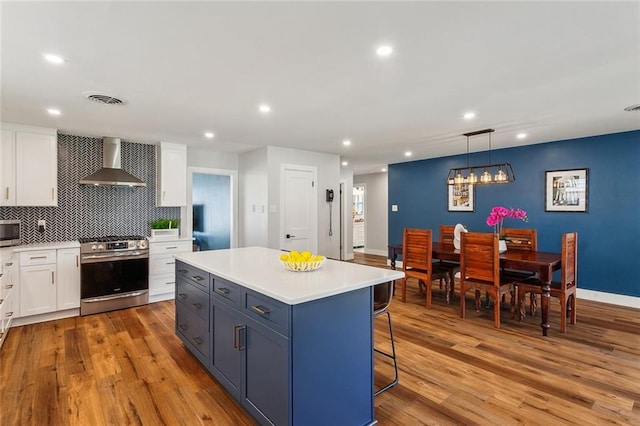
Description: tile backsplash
0,134,180,243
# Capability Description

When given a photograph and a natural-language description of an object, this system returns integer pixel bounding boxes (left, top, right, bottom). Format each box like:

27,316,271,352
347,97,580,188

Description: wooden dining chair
400,228,451,308
460,232,516,329
438,225,460,300
516,232,578,333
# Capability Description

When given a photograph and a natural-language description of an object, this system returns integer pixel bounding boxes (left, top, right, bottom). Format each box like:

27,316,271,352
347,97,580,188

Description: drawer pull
234,325,246,350
178,269,188,274
166,261,175,265
6,311,13,317
165,281,175,285
191,275,204,282
5,262,13,267
193,337,203,346
30,256,47,260
179,324,188,331
215,287,230,295
178,293,187,300
5,284,12,289
192,303,202,310
0,299,3,305
251,305,270,316
166,246,178,250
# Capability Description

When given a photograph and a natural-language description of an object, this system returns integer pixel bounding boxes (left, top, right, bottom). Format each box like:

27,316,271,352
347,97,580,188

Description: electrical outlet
38,219,46,232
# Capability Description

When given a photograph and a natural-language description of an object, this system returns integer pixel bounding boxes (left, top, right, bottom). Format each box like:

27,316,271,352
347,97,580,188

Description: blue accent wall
389,130,640,297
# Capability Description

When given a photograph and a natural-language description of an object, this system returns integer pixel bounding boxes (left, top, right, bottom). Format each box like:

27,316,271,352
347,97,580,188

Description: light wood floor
1,252,639,425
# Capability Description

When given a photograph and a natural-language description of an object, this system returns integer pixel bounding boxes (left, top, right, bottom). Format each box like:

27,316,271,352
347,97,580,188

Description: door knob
286,234,296,239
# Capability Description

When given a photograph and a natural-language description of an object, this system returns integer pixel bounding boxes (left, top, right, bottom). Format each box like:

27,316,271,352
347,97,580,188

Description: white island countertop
175,246,404,305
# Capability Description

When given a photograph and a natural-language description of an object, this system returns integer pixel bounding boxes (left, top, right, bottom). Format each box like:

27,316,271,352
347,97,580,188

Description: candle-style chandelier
446,128,515,186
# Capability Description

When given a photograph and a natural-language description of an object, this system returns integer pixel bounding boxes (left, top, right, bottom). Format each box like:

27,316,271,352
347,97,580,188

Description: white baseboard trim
12,308,79,327
577,289,640,309
363,248,388,256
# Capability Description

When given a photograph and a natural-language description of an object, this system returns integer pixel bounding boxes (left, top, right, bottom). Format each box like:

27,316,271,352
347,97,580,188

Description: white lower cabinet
0,249,17,347
57,248,80,310
149,239,192,299
18,247,80,317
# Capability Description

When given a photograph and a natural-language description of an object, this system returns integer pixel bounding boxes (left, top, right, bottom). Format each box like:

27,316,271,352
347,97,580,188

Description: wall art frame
447,181,475,212
545,168,589,212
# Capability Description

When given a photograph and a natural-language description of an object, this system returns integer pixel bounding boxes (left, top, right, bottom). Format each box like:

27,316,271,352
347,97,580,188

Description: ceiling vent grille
83,91,126,105
624,104,640,112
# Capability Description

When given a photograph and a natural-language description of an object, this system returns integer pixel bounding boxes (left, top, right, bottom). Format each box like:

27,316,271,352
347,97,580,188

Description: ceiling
2,2,639,174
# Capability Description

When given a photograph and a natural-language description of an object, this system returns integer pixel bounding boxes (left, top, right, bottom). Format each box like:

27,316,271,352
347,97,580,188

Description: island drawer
177,278,209,321
176,304,209,362
211,275,241,307
244,290,290,336
176,261,209,292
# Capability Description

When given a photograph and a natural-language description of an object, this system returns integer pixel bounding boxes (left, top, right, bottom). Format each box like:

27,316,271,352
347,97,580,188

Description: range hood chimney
79,137,146,187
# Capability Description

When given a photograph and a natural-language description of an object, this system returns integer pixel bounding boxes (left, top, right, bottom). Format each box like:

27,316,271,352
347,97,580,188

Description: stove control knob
138,240,148,249
91,245,98,251
98,244,104,250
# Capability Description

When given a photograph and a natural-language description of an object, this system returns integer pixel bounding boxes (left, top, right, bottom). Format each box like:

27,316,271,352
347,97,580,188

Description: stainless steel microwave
0,220,21,247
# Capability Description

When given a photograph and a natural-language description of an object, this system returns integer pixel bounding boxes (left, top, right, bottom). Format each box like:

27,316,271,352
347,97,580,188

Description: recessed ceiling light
204,132,215,139
47,108,61,116
516,133,527,139
376,45,393,57
258,104,271,113
342,161,348,166
404,151,412,157
43,53,66,64
463,112,476,120
381,168,387,172
343,139,352,146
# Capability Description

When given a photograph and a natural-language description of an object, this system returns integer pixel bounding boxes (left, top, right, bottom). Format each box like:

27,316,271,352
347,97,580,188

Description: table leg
540,268,552,336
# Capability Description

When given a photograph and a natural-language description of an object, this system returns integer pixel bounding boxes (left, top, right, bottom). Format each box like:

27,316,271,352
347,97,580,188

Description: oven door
80,253,149,315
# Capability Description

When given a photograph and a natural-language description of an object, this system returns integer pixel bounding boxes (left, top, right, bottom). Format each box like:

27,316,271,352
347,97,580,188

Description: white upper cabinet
0,123,57,207
156,142,187,207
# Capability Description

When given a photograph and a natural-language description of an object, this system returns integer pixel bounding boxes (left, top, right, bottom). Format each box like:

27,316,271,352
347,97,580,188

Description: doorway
187,167,238,251
353,184,365,251
280,164,317,253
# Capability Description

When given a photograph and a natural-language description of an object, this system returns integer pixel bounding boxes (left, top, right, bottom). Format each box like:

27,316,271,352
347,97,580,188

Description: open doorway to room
187,167,238,251
353,184,365,252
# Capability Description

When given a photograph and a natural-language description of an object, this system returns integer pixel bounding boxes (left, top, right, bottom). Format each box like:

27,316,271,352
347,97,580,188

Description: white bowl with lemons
280,251,326,272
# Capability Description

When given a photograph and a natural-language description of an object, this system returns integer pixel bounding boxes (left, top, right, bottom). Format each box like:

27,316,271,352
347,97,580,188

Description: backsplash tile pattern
0,134,180,243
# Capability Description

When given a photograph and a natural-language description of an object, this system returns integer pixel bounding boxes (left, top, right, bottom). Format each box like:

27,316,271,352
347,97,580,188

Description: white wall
239,148,268,248
340,168,354,260
266,146,341,259
187,147,239,170
353,172,388,256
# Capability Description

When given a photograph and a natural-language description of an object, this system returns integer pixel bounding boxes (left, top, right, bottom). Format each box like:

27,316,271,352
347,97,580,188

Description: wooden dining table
388,242,562,336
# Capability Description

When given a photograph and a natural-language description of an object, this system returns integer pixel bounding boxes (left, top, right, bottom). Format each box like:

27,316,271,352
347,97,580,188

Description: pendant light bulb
481,169,492,183
454,171,465,185
467,169,478,184
495,167,507,182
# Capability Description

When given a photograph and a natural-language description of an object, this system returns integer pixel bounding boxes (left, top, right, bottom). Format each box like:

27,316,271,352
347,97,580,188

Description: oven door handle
82,291,147,303
81,252,149,263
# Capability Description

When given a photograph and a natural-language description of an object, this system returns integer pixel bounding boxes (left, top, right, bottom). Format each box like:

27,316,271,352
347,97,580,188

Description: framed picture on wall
447,181,474,212
545,168,588,212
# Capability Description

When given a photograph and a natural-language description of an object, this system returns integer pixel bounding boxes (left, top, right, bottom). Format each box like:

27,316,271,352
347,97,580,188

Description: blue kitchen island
174,247,404,426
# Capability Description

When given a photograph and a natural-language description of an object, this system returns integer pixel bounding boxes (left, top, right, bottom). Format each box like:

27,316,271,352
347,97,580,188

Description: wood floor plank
1,252,639,425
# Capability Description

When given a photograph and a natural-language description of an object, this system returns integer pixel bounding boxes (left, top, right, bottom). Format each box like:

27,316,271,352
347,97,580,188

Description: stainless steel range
79,235,149,316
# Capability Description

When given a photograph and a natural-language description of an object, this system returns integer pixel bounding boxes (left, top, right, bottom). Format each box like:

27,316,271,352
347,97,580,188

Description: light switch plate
391,204,398,212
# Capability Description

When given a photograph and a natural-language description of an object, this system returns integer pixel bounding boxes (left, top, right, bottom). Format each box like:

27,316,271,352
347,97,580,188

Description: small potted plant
150,218,180,238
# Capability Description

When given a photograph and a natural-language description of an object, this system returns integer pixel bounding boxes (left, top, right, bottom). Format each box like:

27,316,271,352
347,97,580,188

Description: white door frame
185,166,238,248
280,164,318,253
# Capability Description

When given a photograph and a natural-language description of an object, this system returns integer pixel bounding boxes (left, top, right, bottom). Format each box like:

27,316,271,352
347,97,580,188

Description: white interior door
281,166,317,253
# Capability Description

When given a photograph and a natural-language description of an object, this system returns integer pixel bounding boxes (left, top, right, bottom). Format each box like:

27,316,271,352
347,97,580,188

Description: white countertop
175,246,404,305
10,241,81,251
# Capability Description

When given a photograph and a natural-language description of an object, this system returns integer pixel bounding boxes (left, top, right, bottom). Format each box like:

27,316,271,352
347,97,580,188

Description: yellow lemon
280,254,289,261
301,251,312,260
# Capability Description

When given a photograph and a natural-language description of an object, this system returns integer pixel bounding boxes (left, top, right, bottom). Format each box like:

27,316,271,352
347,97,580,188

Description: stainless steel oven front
0,220,21,247
79,236,149,316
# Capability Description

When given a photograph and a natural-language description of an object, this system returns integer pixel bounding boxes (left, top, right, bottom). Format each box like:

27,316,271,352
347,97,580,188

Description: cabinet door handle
193,337,203,346
179,324,187,331
30,256,47,260
251,305,270,316
178,269,187,274
165,281,175,286
191,275,204,282
5,262,12,267
166,247,177,250
234,325,246,351
192,303,202,310
5,187,8,200
52,271,55,284
163,190,166,201
215,287,230,295
0,299,3,305
76,255,79,267
5,284,13,289
6,311,13,317
178,293,187,300
52,188,55,200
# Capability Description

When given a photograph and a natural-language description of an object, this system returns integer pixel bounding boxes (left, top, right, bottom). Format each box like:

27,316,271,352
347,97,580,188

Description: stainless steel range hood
79,137,146,187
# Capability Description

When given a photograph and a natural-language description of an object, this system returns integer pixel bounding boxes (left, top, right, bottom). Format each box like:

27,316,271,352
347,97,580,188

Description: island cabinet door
209,297,242,399
241,315,290,426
